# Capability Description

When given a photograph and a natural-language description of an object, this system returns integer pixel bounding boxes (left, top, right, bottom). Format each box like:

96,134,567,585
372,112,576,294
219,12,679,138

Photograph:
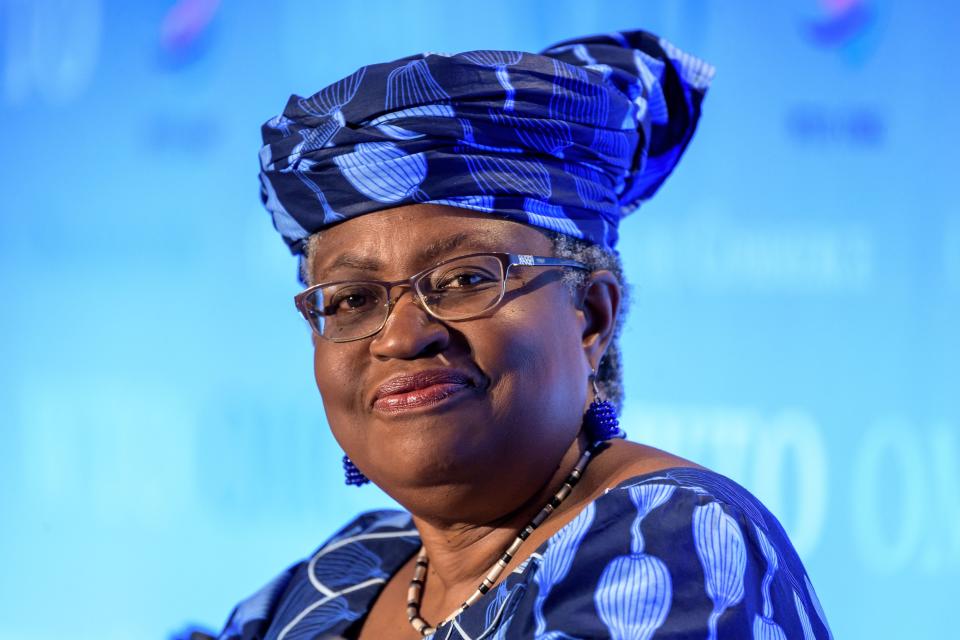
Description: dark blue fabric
258,30,714,264
216,468,831,640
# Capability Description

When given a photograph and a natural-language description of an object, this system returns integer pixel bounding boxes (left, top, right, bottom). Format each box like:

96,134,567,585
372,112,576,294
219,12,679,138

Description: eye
340,293,369,309
325,286,381,314
432,267,499,290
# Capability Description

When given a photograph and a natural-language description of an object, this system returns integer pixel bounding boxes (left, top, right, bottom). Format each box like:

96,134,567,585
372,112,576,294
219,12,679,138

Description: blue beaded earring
583,369,627,444
343,454,370,486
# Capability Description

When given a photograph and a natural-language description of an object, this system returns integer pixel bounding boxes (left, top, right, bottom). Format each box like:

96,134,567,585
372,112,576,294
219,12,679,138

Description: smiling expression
307,205,598,519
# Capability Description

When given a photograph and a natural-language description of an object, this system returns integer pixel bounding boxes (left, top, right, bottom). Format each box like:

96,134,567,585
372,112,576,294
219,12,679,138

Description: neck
408,433,592,613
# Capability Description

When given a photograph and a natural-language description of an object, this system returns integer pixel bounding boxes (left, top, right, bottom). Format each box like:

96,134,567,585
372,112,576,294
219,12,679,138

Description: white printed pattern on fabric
220,470,831,640
594,484,675,640
693,501,747,640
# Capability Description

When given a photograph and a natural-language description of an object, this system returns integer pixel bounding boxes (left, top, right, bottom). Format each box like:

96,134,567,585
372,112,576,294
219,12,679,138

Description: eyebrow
320,231,497,278
324,253,383,274
417,232,479,264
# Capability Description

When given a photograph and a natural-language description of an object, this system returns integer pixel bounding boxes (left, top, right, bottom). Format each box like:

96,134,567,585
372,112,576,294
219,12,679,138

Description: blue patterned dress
216,468,831,639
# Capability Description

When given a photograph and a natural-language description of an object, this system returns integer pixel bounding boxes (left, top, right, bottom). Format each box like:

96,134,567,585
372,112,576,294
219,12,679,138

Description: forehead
310,204,554,278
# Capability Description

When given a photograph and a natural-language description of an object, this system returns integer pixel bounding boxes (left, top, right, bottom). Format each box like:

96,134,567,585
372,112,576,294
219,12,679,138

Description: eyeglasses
294,252,589,342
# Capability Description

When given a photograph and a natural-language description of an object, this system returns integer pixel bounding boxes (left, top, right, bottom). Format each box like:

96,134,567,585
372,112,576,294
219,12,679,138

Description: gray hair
541,231,628,410
302,230,628,410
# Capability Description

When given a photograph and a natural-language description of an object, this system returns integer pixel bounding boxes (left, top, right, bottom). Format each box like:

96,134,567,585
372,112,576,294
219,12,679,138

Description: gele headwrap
258,30,714,270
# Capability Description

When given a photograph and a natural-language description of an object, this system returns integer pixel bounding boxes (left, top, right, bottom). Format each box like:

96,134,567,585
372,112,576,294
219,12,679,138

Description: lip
372,369,476,414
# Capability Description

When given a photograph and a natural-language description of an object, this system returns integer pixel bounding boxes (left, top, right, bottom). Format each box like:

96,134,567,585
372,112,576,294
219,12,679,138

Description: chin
372,427,512,493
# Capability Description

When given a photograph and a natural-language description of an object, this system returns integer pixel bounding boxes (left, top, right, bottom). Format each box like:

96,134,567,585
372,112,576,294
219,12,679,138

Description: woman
215,30,831,639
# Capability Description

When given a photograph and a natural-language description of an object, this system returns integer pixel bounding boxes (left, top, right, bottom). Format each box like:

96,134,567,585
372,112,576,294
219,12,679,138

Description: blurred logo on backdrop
149,0,223,154
158,0,221,69
786,0,887,147
803,0,881,65
784,103,884,147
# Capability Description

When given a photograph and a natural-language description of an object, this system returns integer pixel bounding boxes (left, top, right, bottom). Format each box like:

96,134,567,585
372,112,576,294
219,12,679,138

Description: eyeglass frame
294,251,590,343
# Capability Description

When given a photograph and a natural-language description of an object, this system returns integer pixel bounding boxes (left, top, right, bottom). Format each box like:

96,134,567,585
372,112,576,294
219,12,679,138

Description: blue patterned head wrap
259,30,713,264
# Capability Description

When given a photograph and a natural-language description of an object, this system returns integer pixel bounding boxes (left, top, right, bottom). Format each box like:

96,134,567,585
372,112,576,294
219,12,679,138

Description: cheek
313,344,366,445
481,298,587,425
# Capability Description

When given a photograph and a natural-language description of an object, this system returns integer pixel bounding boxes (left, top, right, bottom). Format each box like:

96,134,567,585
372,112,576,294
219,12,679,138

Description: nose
369,287,450,359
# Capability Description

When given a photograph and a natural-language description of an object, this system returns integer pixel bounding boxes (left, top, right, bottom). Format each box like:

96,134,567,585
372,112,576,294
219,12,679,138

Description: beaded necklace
405,443,599,636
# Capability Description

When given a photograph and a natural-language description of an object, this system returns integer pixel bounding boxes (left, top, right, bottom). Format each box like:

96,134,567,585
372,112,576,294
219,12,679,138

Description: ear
578,270,621,371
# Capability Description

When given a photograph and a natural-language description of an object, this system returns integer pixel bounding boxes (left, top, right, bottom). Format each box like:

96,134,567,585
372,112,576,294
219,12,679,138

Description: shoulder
508,468,832,639
215,509,417,640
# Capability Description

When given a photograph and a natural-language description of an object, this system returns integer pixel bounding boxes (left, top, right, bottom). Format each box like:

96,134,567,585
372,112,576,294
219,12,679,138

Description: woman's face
309,205,602,521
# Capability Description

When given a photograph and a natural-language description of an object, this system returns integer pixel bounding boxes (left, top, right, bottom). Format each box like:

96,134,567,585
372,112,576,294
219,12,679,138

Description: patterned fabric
216,469,831,640
258,30,714,266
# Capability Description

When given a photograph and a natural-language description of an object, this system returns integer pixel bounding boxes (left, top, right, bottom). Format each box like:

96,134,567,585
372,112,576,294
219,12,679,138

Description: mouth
372,369,476,414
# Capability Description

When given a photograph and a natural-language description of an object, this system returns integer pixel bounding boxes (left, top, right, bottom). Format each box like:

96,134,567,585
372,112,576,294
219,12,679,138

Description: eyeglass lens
303,254,506,341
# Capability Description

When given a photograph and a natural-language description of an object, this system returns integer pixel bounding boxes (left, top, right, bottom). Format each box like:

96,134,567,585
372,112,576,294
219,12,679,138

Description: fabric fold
258,29,714,265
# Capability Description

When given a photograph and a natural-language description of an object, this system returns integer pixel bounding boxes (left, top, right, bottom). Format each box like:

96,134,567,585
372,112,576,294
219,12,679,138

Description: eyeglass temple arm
508,254,589,270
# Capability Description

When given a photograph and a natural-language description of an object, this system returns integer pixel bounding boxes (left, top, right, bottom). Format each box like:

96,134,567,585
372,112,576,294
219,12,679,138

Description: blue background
1,0,957,637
